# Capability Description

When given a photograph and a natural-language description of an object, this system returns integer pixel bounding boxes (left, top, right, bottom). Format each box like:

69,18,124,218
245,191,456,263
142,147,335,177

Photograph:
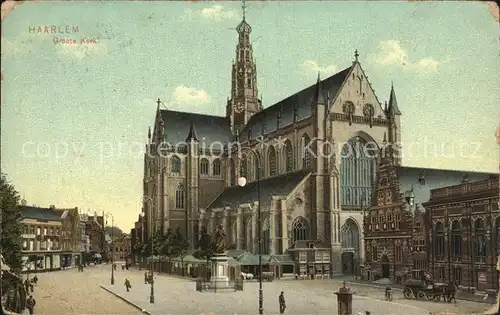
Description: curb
346,281,495,305
99,285,152,315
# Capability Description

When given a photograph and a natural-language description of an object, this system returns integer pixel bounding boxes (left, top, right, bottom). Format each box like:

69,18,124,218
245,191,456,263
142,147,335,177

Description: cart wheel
403,288,413,299
416,291,426,300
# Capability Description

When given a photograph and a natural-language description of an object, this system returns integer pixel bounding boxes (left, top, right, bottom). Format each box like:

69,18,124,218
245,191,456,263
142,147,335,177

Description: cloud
299,60,337,77
56,41,108,60
181,5,238,22
172,85,210,106
414,58,439,72
374,40,439,73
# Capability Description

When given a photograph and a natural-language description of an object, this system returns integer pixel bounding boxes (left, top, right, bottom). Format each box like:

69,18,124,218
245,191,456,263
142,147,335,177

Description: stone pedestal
334,281,354,315
209,253,229,288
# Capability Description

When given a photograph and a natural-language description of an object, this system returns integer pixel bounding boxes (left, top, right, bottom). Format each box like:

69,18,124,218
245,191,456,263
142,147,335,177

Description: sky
1,1,499,231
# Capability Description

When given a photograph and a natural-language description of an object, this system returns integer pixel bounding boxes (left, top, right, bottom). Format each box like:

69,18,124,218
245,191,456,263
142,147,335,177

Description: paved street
100,267,492,315
25,263,142,314
19,264,493,315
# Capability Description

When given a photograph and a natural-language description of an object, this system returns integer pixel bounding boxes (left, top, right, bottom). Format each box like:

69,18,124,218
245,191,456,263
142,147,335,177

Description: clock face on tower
235,101,244,113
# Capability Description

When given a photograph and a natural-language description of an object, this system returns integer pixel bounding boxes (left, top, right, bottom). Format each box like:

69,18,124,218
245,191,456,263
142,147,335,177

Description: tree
193,227,214,280
171,228,189,276
104,226,123,238
1,174,23,274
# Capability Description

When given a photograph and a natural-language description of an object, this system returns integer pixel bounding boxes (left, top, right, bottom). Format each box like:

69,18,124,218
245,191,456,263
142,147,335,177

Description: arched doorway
381,254,390,278
340,136,378,208
340,218,360,274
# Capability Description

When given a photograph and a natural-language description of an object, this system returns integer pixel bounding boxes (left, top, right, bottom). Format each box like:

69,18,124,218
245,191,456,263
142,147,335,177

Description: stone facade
110,234,131,262
423,177,500,292
141,13,496,276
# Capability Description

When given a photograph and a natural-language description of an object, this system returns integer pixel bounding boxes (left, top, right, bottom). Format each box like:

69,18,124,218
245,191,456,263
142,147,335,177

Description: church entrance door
381,254,390,278
341,252,355,274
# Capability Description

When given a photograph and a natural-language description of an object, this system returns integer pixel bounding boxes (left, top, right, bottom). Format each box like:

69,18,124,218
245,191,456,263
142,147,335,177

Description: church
141,8,494,275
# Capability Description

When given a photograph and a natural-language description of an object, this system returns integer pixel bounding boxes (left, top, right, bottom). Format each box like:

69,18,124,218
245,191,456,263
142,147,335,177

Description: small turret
388,83,401,116
185,120,199,142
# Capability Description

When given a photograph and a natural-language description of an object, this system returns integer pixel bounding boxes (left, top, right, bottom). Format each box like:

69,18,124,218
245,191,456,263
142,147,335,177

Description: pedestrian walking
24,279,30,294
144,272,148,284
278,291,286,314
26,295,36,315
124,279,131,292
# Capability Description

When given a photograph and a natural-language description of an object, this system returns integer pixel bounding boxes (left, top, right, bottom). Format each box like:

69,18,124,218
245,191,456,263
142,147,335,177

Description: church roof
239,66,352,142
160,110,232,145
208,169,311,209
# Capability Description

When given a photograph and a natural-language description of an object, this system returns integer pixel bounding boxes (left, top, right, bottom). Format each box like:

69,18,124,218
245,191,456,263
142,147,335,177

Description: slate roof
20,206,62,221
160,110,232,146
208,169,311,209
239,66,352,142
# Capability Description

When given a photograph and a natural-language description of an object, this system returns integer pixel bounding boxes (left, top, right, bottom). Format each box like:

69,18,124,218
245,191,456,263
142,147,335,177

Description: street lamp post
237,147,263,315
105,212,115,285
140,195,155,304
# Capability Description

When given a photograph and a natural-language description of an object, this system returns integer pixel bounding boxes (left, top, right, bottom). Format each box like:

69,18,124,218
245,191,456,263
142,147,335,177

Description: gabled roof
161,110,232,146
20,206,62,221
239,66,352,142
207,169,311,209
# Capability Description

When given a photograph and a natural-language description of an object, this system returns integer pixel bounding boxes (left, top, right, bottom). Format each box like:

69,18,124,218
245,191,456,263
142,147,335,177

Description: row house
85,213,106,261
20,205,63,272
110,234,132,262
54,207,81,267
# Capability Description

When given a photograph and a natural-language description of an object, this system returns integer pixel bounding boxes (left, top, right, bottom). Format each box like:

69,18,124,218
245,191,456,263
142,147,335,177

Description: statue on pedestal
213,225,226,254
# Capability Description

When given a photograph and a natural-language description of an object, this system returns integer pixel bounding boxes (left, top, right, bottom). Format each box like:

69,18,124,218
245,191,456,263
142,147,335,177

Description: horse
240,272,254,280
444,283,457,303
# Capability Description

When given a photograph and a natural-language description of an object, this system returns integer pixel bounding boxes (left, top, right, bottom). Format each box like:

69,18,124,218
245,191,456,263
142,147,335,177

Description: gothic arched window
268,146,277,176
292,217,309,243
285,140,294,172
340,136,377,207
301,134,312,169
171,155,181,174
474,218,487,262
435,222,445,258
200,158,209,175
175,184,185,209
229,159,236,186
240,155,248,178
451,220,462,256
340,219,359,253
212,159,221,176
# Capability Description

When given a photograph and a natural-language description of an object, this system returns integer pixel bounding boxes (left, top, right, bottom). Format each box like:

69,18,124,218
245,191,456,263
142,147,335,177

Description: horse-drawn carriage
403,279,456,302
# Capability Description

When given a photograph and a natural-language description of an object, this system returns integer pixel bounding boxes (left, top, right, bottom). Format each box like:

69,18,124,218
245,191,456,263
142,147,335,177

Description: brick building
363,141,421,282
110,234,131,262
423,177,499,292
54,207,81,267
85,213,105,262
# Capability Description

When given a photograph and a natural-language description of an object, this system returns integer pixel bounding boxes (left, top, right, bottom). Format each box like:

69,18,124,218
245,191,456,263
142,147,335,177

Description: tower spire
242,0,246,20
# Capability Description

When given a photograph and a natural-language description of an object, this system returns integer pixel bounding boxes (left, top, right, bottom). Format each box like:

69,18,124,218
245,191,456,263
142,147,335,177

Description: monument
209,225,230,289
335,281,355,315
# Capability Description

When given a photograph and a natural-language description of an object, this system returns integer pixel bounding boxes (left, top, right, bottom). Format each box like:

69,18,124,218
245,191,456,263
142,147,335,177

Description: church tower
226,0,261,135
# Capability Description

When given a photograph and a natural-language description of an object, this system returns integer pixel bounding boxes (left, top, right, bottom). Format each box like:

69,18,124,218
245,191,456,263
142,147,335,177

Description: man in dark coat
124,279,131,292
26,295,36,315
279,291,286,314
